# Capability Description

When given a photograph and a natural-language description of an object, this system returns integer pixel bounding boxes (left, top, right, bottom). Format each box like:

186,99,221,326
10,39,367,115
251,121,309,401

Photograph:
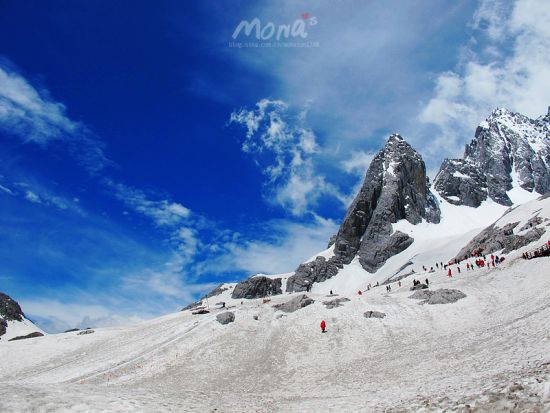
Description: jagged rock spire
434,107,550,207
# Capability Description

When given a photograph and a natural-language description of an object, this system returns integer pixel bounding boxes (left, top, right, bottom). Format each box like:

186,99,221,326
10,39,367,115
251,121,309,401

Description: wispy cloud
230,98,345,215
105,179,192,227
0,64,111,175
418,0,550,160
340,151,375,176
200,215,338,276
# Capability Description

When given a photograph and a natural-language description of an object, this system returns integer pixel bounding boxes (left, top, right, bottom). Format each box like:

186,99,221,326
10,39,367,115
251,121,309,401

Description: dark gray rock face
273,295,314,313
0,292,25,322
322,297,350,309
0,292,26,339
435,107,550,207
332,134,440,273
77,329,95,335
455,221,545,260
232,276,282,299
358,231,414,273
364,311,386,319
286,256,343,292
433,159,489,207
8,332,44,341
216,312,235,325
409,289,466,305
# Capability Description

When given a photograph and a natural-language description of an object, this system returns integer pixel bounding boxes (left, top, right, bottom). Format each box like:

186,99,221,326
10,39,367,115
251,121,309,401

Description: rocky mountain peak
330,134,440,269
283,134,440,292
435,107,550,207
0,292,26,338
0,292,24,322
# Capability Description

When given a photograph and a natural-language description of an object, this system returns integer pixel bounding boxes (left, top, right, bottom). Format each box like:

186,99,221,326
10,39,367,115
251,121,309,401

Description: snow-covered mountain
1,195,549,411
1,107,549,412
0,292,44,342
435,107,550,207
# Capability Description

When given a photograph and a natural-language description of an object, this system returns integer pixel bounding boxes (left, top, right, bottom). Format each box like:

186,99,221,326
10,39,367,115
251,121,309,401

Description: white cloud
24,190,41,203
22,299,129,332
105,179,193,227
202,215,338,275
419,0,550,159
0,183,14,195
341,151,375,176
0,64,110,174
230,98,345,215
0,66,79,144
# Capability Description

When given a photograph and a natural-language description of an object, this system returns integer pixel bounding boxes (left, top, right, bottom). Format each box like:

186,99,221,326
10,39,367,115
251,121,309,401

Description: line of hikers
522,240,550,259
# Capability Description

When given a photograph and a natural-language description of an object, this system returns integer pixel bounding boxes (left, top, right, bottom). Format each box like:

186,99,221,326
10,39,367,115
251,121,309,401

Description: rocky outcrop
77,329,95,335
410,283,429,291
364,311,386,319
182,301,203,311
358,231,414,273
435,107,550,207
433,159,488,207
182,284,230,311
232,276,282,299
455,221,545,260
273,295,314,313
323,297,350,309
216,312,235,325
1,292,26,339
0,292,25,322
8,332,44,341
409,289,466,305
332,134,440,272
286,256,343,292
286,134,440,292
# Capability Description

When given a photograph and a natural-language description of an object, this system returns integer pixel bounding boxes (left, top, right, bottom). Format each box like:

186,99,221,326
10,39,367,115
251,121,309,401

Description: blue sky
1,0,548,332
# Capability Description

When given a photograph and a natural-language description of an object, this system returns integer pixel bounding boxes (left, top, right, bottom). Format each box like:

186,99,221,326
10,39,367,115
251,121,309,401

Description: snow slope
1,197,549,412
1,317,44,342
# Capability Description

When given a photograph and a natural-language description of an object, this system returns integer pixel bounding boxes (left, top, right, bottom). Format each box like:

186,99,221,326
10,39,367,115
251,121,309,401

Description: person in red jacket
448,268,452,277
320,320,326,333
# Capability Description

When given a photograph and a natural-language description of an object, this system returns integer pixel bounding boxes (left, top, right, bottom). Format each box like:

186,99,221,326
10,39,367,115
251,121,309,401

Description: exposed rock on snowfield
216,312,235,325
181,301,203,311
0,319,7,337
273,295,314,313
410,283,429,291
455,222,545,259
323,297,350,309
182,284,232,311
435,107,550,207
207,284,229,298
8,332,44,341
332,134,440,272
286,256,343,292
232,276,282,299
77,330,95,336
0,292,25,323
409,289,466,305
364,310,386,318
1,292,31,340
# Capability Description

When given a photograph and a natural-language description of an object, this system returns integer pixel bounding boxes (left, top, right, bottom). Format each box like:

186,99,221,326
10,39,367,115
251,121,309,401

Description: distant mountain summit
0,292,25,338
200,106,550,300
434,107,550,207
331,133,440,271
0,292,44,341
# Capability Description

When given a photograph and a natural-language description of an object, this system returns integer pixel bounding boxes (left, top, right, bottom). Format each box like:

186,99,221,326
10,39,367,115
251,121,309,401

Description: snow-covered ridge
435,106,550,208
